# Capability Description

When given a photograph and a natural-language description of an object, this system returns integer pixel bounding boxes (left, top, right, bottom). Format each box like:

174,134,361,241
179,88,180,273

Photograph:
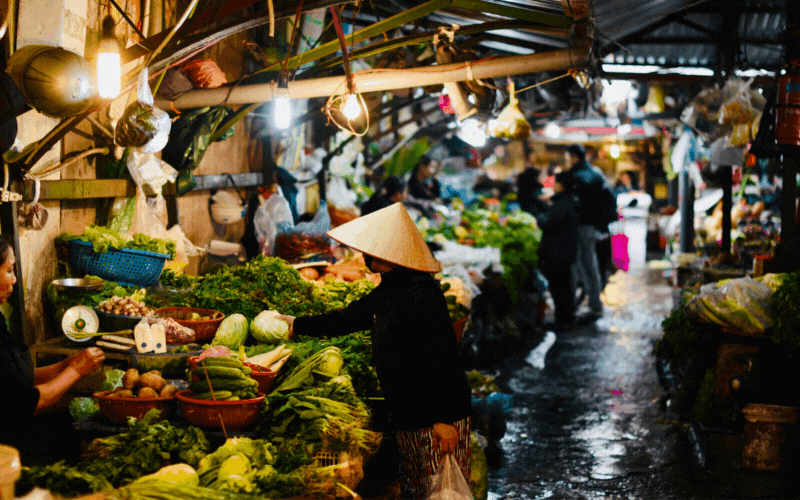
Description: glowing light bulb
342,93,362,119
458,118,487,148
544,122,561,139
274,88,291,129
96,16,121,99
610,144,620,158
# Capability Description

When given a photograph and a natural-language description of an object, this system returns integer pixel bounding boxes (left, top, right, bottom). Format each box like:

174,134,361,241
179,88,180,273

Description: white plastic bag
253,194,294,256
425,454,472,500
685,276,774,333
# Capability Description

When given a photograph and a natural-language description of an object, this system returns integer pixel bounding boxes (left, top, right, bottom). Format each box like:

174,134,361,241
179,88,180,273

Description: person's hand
432,423,458,454
277,315,296,339
69,347,105,377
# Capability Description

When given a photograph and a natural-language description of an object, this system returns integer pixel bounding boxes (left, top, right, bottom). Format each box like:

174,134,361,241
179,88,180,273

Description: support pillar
679,170,695,254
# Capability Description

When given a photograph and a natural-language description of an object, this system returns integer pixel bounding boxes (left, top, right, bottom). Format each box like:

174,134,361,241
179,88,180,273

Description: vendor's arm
282,292,376,339
34,347,104,413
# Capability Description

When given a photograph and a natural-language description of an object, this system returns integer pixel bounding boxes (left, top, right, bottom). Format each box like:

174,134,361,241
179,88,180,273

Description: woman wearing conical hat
280,202,472,499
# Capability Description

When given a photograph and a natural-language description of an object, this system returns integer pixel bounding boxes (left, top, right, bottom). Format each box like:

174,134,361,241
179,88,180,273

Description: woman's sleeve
293,292,375,337
0,349,40,420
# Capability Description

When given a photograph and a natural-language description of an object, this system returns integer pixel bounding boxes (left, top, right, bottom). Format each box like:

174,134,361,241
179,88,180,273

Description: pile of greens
17,411,210,496
420,205,541,302
81,410,210,487
152,257,374,322
769,271,800,350
57,225,176,258
259,375,381,460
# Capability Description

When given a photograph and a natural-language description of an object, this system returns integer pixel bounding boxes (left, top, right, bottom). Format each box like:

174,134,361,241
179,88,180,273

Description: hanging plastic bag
274,200,333,263
115,67,171,153
254,193,294,256
425,454,472,500
487,82,531,140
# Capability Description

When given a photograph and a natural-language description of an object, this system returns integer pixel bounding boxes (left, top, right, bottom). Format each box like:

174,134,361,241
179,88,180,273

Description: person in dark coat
536,172,579,330
0,236,105,465
561,144,606,319
279,203,472,500
516,167,548,217
407,155,441,201
360,175,407,216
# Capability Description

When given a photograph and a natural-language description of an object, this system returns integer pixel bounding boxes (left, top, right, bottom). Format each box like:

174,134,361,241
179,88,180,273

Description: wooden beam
21,174,270,201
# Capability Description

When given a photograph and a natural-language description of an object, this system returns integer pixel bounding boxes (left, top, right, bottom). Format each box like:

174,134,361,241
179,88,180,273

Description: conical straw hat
327,202,441,273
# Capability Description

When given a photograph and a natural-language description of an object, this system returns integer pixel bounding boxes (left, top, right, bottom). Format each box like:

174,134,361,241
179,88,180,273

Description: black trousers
540,260,576,325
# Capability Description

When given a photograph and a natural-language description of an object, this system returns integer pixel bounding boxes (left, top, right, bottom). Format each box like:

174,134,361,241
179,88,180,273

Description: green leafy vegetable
57,225,176,258
16,461,113,498
81,409,210,487
769,271,800,350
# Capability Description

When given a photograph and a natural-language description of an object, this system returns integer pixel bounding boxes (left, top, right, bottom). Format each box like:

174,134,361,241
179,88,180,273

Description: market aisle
484,264,799,500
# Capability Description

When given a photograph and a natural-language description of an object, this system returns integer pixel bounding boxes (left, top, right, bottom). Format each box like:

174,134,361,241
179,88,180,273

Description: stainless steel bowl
51,278,105,292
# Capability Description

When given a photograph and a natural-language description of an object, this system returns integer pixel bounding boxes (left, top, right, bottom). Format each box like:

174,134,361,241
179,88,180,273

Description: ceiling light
96,15,121,99
458,118,487,148
544,122,561,139
610,144,620,159
617,124,632,136
342,93,362,119
273,73,291,130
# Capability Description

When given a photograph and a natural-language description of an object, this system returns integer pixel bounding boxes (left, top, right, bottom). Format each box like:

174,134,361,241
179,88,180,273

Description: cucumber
190,378,254,393
192,366,245,380
192,390,233,400
198,356,244,368
241,366,253,375
227,396,240,401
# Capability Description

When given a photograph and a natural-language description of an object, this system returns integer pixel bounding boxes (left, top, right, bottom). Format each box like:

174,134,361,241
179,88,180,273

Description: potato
122,368,140,390
113,389,135,398
159,385,178,398
299,267,319,280
138,371,167,393
138,387,159,399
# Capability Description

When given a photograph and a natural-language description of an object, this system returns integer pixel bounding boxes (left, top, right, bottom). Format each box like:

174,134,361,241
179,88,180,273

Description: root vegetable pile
99,296,153,316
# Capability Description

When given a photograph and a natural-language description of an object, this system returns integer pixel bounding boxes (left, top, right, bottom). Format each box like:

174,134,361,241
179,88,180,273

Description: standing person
536,172,579,330
0,236,105,465
562,144,605,319
516,167,549,218
278,203,471,500
361,175,407,216
407,155,442,201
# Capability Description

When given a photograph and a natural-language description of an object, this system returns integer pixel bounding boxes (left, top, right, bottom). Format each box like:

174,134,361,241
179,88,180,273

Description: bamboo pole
157,44,589,110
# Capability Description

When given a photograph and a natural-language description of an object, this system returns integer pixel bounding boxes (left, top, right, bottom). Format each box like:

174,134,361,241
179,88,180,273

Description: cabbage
249,310,289,344
98,368,125,391
212,314,249,349
69,396,100,420
316,349,343,377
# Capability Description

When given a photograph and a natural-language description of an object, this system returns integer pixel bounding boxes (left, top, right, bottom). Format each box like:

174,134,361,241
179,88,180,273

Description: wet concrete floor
483,264,800,500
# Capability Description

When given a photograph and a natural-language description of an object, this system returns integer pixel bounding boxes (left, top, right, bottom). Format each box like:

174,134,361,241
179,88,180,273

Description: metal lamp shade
5,45,96,118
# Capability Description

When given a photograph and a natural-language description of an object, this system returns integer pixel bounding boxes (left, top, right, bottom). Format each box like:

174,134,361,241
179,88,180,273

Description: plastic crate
68,240,169,287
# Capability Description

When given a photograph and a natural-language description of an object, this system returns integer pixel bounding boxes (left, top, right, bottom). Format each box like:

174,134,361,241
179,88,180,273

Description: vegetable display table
31,337,130,368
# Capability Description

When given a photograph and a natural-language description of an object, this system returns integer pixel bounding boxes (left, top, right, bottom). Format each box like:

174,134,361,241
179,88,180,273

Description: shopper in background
0,235,105,465
361,175,407,216
562,144,606,320
614,169,640,196
516,166,549,218
278,203,472,500
408,155,442,201
536,172,580,330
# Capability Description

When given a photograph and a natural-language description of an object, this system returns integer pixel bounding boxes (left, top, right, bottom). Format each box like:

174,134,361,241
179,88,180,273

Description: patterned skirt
395,417,472,500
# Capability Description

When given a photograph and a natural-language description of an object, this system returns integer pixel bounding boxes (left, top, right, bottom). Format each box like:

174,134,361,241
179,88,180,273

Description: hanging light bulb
274,72,291,130
342,93,362,119
610,144,620,159
96,15,121,99
544,122,561,139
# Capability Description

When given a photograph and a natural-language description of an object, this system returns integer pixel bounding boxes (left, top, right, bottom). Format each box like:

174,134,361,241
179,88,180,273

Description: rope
515,71,575,95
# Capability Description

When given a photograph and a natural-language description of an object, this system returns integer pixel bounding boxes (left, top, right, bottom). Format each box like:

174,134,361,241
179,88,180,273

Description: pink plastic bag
425,454,472,500
611,233,630,272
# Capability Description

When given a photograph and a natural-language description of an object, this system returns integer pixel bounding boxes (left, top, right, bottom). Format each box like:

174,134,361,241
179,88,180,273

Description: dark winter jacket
561,160,605,226
0,318,41,447
517,168,548,217
293,266,471,431
408,176,441,200
536,190,579,265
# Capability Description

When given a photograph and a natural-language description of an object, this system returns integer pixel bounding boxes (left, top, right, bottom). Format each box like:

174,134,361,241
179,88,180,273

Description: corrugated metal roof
594,0,787,70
